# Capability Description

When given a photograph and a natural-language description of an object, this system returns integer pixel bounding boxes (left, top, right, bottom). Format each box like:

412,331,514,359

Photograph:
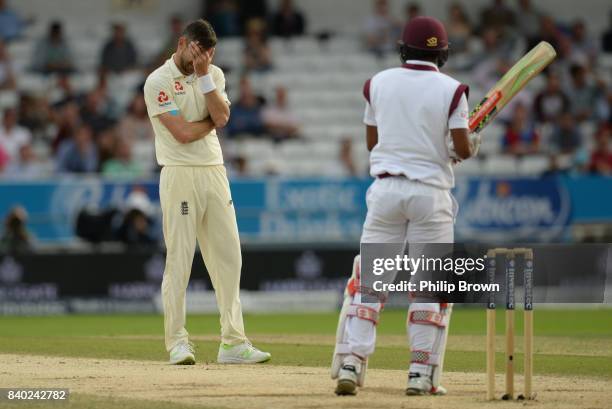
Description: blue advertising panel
0,175,609,243
453,177,572,241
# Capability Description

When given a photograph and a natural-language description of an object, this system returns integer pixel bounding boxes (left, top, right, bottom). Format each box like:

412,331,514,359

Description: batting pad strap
347,304,380,325
411,350,441,366
409,310,449,327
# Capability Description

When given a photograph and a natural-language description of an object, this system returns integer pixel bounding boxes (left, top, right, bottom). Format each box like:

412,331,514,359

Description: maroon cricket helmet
401,16,449,51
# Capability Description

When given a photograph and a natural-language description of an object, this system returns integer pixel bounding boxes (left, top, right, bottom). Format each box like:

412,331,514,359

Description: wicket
485,248,534,401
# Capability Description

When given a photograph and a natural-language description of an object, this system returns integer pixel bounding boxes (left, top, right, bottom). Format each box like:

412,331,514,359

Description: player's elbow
213,113,230,129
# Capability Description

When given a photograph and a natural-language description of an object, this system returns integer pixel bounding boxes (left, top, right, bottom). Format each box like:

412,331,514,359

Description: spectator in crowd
324,137,363,177
527,15,561,52
0,108,31,164
226,76,265,136
51,100,80,151
550,112,581,154
119,92,154,142
19,94,51,139
405,3,421,21
49,73,76,106
56,124,98,173
118,92,156,172
568,64,600,122
0,0,25,42
207,0,241,37
0,40,15,90
479,0,515,32
154,15,184,65
115,207,156,247
80,85,117,134
534,71,570,123
338,137,358,176
469,27,509,69
243,18,273,72
271,0,306,38
515,0,540,40
96,126,119,169
589,125,612,175
602,12,612,52
502,104,539,155
446,3,472,53
115,188,157,247
32,21,75,74
262,86,300,141
364,0,402,58
570,20,598,64
4,144,45,179
0,142,8,172
102,139,143,179
595,89,612,125
0,206,32,253
99,23,138,74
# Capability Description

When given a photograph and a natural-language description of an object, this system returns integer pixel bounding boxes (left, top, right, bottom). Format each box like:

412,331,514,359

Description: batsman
144,19,270,365
331,16,480,396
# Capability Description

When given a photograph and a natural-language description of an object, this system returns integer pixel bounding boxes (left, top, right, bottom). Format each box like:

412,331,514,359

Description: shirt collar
403,60,439,72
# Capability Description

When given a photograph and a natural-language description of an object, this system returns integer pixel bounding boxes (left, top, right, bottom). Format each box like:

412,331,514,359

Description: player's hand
449,132,482,164
190,42,215,77
469,132,482,157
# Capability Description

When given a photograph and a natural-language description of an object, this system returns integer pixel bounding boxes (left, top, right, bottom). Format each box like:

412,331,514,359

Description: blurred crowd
365,0,612,175
0,0,609,181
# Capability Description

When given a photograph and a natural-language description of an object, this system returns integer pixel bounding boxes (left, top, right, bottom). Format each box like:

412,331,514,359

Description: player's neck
172,53,191,76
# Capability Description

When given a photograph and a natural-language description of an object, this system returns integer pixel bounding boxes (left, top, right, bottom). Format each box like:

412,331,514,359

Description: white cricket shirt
363,60,469,189
144,55,230,167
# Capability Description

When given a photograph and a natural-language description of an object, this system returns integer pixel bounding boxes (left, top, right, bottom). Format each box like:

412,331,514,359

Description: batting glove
449,132,482,163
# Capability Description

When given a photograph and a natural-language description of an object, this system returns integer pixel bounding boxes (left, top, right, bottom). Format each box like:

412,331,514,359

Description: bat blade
469,41,556,133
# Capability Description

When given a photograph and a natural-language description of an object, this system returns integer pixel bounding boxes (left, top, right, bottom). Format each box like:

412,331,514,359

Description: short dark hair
399,44,448,67
182,19,217,49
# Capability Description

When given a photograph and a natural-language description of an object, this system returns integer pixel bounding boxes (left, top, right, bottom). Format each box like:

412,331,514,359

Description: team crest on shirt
174,81,186,95
157,91,172,107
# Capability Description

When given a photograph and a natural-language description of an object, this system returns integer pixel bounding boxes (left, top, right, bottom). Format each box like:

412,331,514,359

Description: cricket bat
468,41,557,133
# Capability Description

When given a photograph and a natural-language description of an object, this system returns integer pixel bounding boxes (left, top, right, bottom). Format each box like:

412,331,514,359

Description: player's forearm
205,90,230,128
182,119,215,143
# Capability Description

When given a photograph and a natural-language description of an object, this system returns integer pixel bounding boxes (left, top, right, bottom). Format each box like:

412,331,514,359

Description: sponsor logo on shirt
157,91,172,107
174,81,186,95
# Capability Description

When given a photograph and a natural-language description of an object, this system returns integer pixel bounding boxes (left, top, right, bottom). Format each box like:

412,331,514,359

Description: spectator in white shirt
262,86,300,142
0,108,32,164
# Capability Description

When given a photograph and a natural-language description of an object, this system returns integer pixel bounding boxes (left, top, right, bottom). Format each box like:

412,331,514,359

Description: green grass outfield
1,308,611,378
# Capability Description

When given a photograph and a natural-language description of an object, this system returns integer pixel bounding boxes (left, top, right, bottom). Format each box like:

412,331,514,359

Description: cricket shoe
169,342,195,365
406,372,448,396
217,342,271,364
335,356,362,396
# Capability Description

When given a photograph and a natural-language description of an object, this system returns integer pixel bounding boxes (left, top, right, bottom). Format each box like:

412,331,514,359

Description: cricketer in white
331,16,481,396
144,19,270,365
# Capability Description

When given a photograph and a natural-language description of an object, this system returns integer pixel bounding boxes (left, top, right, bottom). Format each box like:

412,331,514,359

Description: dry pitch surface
1,353,610,409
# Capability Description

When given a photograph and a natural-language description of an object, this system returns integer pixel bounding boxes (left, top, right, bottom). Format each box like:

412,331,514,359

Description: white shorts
361,176,457,244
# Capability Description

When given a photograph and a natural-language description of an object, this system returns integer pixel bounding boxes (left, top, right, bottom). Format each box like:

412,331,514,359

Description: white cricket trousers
347,176,456,363
160,165,247,351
